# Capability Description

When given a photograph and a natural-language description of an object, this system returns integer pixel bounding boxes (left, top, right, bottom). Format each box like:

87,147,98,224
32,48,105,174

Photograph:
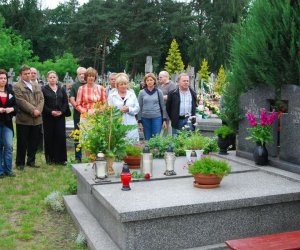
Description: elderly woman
0,69,17,177
42,71,69,164
138,73,167,140
108,73,140,141
76,67,106,118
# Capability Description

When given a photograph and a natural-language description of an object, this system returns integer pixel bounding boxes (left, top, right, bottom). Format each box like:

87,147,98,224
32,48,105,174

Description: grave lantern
141,145,153,177
120,164,132,191
93,152,107,179
164,145,176,176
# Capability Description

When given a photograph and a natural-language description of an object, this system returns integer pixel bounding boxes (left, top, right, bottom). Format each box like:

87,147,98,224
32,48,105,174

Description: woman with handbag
138,73,167,140
42,71,69,165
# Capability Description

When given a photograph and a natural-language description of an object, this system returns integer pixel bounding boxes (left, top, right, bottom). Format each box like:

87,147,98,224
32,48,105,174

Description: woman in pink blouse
76,67,106,117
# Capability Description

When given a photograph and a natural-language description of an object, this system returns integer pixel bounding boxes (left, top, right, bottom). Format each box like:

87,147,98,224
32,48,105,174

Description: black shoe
0,173,4,178
16,165,25,171
27,163,40,168
5,172,16,177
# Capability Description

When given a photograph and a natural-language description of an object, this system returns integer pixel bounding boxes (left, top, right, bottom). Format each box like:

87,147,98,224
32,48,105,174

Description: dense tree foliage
0,0,250,77
0,15,34,69
222,0,300,129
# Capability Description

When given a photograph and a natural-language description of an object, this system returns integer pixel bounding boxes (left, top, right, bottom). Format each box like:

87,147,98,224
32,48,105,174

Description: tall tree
0,15,34,70
223,0,300,129
164,39,185,75
68,0,117,75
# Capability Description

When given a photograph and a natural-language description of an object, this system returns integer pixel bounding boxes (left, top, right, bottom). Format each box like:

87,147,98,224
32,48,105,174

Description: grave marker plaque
238,86,277,157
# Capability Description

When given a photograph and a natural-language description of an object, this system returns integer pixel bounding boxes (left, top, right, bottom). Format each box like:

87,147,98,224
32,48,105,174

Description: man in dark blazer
166,73,197,136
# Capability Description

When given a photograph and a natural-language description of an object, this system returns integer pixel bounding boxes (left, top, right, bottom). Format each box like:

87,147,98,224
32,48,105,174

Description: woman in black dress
42,71,69,164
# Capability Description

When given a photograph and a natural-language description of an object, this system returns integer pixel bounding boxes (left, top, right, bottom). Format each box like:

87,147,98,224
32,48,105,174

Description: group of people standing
0,64,197,178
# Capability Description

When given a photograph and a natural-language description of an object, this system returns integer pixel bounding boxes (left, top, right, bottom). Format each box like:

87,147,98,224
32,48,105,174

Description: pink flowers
246,108,276,127
246,112,257,127
246,108,276,145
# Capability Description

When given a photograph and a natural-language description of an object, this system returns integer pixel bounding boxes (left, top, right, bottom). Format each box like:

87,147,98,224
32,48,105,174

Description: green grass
0,151,87,250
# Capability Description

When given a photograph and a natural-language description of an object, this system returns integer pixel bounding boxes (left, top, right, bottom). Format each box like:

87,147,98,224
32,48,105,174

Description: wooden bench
225,231,300,250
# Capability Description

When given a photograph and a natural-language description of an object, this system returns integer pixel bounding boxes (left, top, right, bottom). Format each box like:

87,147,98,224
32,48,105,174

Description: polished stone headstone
280,85,300,166
237,86,277,157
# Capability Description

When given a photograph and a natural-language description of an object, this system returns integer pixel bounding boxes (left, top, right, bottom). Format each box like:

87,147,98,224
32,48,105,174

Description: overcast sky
41,0,88,9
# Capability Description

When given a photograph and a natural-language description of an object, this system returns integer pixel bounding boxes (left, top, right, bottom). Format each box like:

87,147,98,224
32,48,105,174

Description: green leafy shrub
203,137,218,154
125,144,142,156
188,157,231,177
184,132,207,150
147,135,174,158
44,191,65,212
214,125,234,139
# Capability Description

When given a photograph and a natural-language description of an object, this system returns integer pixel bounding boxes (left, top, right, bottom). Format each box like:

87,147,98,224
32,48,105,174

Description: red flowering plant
246,108,276,145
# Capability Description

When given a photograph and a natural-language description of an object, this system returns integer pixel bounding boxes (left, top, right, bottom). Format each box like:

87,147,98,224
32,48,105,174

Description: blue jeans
0,125,13,174
141,117,162,140
172,118,194,137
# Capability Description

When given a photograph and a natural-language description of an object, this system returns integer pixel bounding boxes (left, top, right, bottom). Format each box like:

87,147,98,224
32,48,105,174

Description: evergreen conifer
199,59,211,82
164,39,185,75
223,0,300,129
214,65,226,94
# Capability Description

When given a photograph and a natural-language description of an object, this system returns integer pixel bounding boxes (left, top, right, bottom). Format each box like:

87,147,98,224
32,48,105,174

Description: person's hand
51,111,58,117
120,106,129,113
33,109,41,117
0,107,5,113
5,107,14,114
162,121,167,129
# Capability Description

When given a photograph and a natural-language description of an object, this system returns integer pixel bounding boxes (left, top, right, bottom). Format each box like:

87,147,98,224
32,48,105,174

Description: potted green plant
246,109,276,165
188,157,231,188
214,125,234,155
123,144,142,169
78,103,136,175
184,132,207,160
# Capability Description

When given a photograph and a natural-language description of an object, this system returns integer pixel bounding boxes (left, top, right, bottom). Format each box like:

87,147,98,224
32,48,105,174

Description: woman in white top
108,73,140,142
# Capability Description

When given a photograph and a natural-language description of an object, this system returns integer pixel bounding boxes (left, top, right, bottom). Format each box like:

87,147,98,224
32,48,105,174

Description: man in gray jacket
14,65,44,169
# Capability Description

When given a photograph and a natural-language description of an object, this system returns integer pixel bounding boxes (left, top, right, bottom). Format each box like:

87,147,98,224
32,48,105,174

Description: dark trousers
74,116,82,160
16,124,41,166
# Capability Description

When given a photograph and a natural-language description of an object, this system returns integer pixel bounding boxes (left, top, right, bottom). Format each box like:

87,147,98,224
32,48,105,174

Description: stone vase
217,136,230,155
253,142,268,166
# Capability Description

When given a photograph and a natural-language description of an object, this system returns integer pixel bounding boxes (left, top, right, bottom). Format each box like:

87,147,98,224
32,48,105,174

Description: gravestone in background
7,68,15,85
171,73,178,84
237,86,277,157
280,85,300,165
187,66,195,90
145,56,153,73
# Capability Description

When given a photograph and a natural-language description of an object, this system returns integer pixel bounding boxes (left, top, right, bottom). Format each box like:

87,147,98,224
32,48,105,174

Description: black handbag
65,105,72,117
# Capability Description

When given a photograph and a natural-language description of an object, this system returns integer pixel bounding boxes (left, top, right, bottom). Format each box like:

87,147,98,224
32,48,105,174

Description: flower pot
217,136,230,155
193,173,223,188
253,142,268,166
123,155,141,169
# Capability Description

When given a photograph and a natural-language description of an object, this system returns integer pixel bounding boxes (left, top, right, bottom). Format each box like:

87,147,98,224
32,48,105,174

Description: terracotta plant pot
123,155,141,169
193,173,223,188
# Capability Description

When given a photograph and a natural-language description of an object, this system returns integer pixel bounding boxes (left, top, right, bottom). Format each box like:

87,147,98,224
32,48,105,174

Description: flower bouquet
246,108,276,145
246,108,276,165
